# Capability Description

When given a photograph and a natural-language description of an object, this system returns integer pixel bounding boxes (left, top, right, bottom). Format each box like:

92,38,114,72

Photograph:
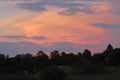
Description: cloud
92,0,120,15
92,23,120,29
0,35,47,40
1,10,119,45
92,23,120,38
0,0,37,4
109,0,120,14
17,0,111,14
31,36,47,40
0,0,120,55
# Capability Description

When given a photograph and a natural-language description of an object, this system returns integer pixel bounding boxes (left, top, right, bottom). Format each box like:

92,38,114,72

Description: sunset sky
0,0,120,56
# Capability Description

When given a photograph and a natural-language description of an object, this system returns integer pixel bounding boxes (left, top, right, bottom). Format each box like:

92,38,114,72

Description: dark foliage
0,44,119,75
39,66,66,80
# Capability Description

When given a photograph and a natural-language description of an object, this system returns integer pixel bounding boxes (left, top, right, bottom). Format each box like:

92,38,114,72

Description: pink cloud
0,10,115,45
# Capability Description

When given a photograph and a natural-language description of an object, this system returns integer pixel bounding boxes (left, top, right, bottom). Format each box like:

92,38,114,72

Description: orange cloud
89,1,112,13
0,9,119,45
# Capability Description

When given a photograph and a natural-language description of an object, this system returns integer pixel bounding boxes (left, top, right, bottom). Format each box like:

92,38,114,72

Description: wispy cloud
92,23,120,39
0,11,115,45
0,35,47,40
17,0,111,14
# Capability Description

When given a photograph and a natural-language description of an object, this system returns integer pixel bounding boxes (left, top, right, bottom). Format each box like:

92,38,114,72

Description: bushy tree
50,50,61,65
83,49,92,60
34,51,49,70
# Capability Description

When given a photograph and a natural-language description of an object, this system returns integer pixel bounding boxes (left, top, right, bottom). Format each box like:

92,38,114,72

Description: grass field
0,67,119,80
0,74,37,80
68,67,120,80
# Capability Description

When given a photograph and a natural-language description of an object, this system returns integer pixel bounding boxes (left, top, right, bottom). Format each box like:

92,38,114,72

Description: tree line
0,44,120,74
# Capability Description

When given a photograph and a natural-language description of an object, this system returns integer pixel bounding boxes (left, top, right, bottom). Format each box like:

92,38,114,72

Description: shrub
39,66,66,80
80,64,105,75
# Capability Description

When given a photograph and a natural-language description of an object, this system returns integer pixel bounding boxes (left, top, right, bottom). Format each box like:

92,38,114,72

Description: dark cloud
109,0,120,14
1,35,47,40
17,0,96,14
92,23,120,29
92,23,120,37
1,35,25,39
30,36,47,40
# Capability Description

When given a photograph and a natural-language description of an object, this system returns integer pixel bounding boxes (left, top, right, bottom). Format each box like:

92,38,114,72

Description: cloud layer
0,0,120,55
17,0,112,14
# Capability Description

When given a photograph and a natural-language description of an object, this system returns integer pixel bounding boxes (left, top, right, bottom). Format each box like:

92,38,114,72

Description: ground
0,67,120,80
68,67,120,80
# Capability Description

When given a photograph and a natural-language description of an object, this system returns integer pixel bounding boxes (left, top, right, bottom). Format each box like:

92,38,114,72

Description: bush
80,64,105,75
39,66,66,80
72,64,105,75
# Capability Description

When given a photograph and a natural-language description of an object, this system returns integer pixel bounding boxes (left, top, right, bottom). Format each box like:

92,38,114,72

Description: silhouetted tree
75,52,83,65
106,44,113,51
14,54,23,73
34,51,49,71
92,53,104,64
0,43,119,75
102,44,114,58
0,54,5,66
66,53,75,66
107,48,120,67
22,53,33,73
61,52,67,65
83,49,92,60
50,50,61,65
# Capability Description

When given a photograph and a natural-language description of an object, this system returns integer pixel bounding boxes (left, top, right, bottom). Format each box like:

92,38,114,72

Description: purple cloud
1,35,47,40
17,0,104,14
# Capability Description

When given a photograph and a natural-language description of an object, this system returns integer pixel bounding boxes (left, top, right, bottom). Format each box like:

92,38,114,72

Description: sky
0,0,120,56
